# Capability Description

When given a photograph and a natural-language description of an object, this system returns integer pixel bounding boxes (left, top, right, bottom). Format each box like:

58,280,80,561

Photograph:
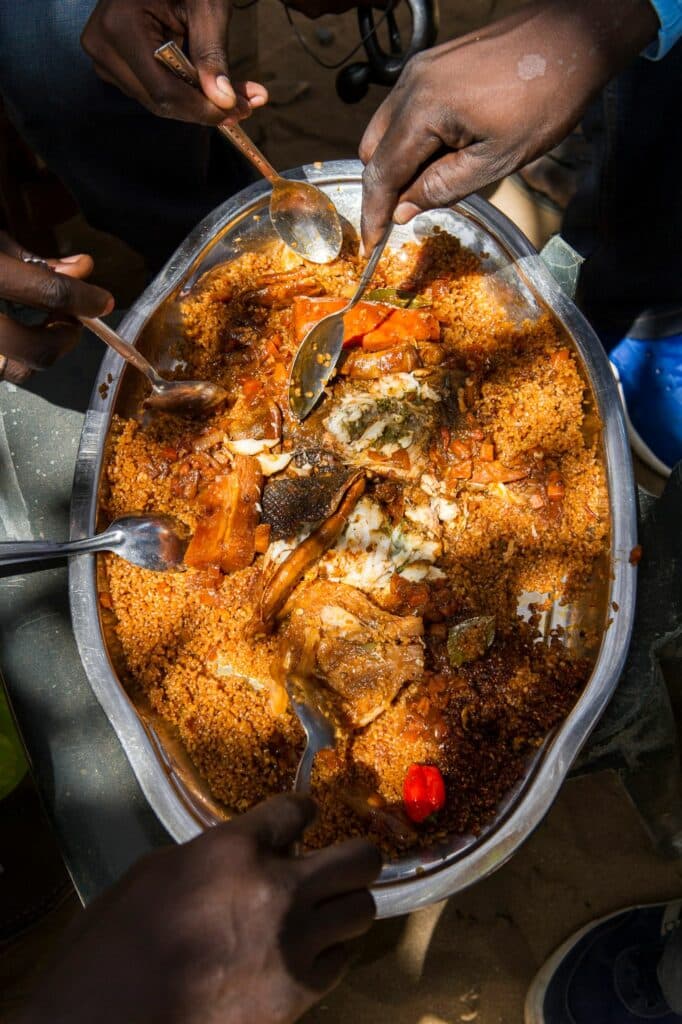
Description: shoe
525,902,682,1023
609,335,682,477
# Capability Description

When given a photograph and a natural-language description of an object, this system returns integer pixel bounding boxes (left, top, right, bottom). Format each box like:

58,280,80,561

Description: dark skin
0,233,113,384
359,0,660,248
16,795,381,1024
80,0,376,127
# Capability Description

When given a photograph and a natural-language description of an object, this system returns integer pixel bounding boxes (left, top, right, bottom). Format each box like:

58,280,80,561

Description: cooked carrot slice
361,307,440,351
293,296,440,350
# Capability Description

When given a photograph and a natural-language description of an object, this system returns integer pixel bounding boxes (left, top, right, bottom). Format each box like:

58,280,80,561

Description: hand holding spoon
82,315,228,416
154,42,343,266
21,256,228,416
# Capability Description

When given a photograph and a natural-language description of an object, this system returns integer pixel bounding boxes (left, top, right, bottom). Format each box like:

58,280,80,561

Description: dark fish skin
262,464,359,540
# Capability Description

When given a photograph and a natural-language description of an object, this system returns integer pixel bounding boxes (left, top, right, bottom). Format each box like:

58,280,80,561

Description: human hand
81,0,268,126
0,233,113,385
359,0,658,248
18,795,381,1024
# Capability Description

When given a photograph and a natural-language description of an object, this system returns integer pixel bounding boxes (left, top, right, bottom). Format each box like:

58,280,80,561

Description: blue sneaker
525,902,682,1023
609,336,682,477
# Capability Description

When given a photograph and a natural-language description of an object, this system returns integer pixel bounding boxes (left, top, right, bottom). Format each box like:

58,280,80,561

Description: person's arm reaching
81,0,268,125
15,795,381,1024
359,0,661,249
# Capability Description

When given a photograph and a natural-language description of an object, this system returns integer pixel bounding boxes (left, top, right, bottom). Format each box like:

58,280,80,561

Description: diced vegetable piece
185,455,263,574
403,763,446,823
449,438,471,459
365,287,430,308
241,378,263,400
546,471,565,501
293,296,440,351
480,441,495,462
361,307,440,352
293,297,381,346
446,615,495,668
254,523,271,553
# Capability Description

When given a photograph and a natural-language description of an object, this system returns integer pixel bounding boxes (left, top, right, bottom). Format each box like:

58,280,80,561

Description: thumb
242,794,317,851
187,0,237,111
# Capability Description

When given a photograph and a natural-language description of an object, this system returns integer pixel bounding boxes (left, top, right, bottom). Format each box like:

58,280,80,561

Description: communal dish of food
101,229,609,856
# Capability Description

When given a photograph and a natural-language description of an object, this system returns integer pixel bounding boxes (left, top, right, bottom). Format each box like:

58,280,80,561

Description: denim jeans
563,36,682,340
0,0,253,271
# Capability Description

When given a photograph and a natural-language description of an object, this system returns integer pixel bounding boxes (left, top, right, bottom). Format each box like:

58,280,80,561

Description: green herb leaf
366,287,430,309
447,615,496,668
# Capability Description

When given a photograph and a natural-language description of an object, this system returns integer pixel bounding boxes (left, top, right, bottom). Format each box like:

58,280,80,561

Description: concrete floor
1,2,679,1022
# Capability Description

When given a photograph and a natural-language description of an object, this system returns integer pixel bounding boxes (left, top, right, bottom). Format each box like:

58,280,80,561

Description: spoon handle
154,42,280,185
79,316,163,387
346,223,393,311
0,533,116,567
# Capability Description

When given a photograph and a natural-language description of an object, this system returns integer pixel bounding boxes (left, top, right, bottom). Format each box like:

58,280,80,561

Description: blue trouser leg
0,0,252,270
563,38,682,340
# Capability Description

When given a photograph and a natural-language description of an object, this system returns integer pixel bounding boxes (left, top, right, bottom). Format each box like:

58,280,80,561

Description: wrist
548,0,659,75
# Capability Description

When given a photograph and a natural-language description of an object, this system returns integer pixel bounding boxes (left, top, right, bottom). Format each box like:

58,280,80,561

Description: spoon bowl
270,178,343,265
81,316,229,416
0,514,189,572
105,514,189,572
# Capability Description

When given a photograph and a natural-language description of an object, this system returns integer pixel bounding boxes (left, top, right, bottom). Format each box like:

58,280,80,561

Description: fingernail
58,254,86,264
216,75,235,100
102,297,115,316
393,202,421,224
359,240,366,258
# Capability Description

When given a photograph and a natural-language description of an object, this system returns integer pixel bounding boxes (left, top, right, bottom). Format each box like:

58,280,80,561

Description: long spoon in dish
81,315,229,415
285,676,335,795
154,42,343,266
0,515,188,572
20,256,228,416
288,222,393,420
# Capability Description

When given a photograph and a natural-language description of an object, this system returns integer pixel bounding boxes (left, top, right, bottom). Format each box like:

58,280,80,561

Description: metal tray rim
69,159,637,917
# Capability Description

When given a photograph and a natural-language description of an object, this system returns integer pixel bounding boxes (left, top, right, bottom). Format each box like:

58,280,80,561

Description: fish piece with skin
281,580,424,727
262,466,362,540
256,475,366,630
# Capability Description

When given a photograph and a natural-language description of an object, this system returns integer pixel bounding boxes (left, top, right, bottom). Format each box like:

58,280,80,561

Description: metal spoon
81,316,228,416
288,223,393,421
285,677,335,795
0,514,188,572
154,42,343,266
20,256,228,416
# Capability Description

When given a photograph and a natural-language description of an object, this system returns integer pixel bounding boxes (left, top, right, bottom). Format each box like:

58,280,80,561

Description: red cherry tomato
402,763,446,823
